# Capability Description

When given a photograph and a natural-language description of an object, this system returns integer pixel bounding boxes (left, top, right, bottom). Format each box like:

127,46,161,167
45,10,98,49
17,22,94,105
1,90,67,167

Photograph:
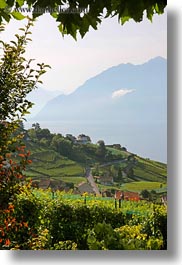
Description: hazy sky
1,10,167,95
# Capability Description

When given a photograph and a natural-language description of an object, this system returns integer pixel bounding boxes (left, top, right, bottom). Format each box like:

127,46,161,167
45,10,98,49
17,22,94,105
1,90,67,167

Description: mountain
26,87,60,118
32,57,167,162
35,57,166,122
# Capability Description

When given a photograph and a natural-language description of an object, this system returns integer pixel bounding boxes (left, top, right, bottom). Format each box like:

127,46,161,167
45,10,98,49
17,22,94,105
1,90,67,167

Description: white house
77,134,91,144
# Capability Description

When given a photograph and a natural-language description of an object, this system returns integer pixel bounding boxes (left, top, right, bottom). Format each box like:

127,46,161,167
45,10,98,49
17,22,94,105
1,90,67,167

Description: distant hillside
23,126,167,194
26,87,60,118
31,57,167,163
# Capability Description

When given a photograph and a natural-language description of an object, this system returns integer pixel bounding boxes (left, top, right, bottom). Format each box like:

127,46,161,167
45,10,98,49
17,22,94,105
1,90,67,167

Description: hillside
26,88,60,118
22,125,167,195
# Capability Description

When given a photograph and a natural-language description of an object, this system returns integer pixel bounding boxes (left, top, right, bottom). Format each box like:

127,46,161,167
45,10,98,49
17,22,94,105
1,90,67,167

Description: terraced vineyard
23,127,167,196
25,148,84,182
133,157,167,182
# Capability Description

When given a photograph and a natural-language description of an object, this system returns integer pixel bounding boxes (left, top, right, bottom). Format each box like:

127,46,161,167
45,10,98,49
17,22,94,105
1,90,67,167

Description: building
77,134,91,145
99,175,113,186
77,182,95,194
115,190,140,201
39,179,51,190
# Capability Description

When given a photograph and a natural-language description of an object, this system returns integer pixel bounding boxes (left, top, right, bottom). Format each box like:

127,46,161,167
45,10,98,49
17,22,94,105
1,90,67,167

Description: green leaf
1,11,10,22
120,16,130,25
58,23,67,37
0,0,7,9
51,12,58,19
146,7,154,22
11,11,25,20
0,0,167,40
155,3,159,13
16,0,25,6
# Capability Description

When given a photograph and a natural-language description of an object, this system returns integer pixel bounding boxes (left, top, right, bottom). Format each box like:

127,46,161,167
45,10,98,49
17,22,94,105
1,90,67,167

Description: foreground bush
0,188,167,250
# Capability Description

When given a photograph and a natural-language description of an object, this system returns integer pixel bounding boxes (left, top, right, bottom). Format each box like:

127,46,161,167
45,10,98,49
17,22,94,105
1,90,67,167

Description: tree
0,1,167,39
58,138,72,156
96,140,106,159
110,165,117,178
117,166,123,181
0,19,49,209
51,134,72,156
36,128,52,141
123,165,133,179
32,123,40,131
27,128,38,142
0,19,50,155
140,189,151,199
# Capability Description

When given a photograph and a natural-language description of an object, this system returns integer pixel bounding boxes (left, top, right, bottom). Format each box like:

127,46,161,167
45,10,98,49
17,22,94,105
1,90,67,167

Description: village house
77,134,91,145
99,175,113,186
38,178,67,191
50,179,67,191
77,182,95,194
115,190,140,201
39,179,51,190
65,133,92,145
101,190,113,197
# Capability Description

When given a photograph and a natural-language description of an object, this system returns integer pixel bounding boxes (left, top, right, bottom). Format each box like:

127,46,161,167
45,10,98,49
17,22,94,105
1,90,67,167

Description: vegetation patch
123,181,167,192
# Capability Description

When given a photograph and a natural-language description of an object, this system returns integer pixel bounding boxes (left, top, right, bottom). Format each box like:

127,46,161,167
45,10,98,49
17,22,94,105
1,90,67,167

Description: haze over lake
26,57,167,163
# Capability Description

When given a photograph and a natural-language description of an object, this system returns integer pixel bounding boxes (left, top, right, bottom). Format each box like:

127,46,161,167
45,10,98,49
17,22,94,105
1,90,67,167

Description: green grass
98,181,167,193
122,181,167,192
106,147,130,158
27,164,84,178
133,165,166,183
137,157,166,174
26,148,84,179
98,183,120,191
61,177,86,185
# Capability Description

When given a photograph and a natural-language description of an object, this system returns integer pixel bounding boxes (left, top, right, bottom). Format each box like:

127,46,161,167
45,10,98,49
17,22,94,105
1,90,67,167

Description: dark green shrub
87,222,124,250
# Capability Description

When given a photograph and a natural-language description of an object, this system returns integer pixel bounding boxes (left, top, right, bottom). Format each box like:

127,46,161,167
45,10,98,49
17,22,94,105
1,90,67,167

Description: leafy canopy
0,0,167,39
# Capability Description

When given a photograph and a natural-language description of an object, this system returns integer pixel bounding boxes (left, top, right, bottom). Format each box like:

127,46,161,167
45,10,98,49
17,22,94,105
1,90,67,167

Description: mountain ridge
29,57,167,162
35,56,167,121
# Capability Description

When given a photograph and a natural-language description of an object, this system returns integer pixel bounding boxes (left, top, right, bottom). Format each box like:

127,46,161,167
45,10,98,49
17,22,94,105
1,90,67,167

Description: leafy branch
0,17,50,154
0,0,167,39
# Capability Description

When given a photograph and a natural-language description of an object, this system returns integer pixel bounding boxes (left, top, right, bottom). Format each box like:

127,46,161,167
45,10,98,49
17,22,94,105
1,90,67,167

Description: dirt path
86,168,101,196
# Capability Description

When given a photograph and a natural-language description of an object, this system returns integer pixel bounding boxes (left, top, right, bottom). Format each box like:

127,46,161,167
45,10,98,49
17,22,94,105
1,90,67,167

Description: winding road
85,167,101,196
85,159,128,196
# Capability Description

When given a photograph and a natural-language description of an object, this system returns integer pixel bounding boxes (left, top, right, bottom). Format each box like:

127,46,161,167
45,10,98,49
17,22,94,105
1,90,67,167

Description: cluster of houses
77,182,140,201
66,134,91,145
32,178,71,192
33,178,140,201
32,178,167,205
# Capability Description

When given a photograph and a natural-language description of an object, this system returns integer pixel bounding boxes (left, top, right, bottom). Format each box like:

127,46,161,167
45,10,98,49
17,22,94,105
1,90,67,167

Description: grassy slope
122,181,167,192
133,157,167,183
95,147,167,192
25,142,84,181
24,141,167,192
